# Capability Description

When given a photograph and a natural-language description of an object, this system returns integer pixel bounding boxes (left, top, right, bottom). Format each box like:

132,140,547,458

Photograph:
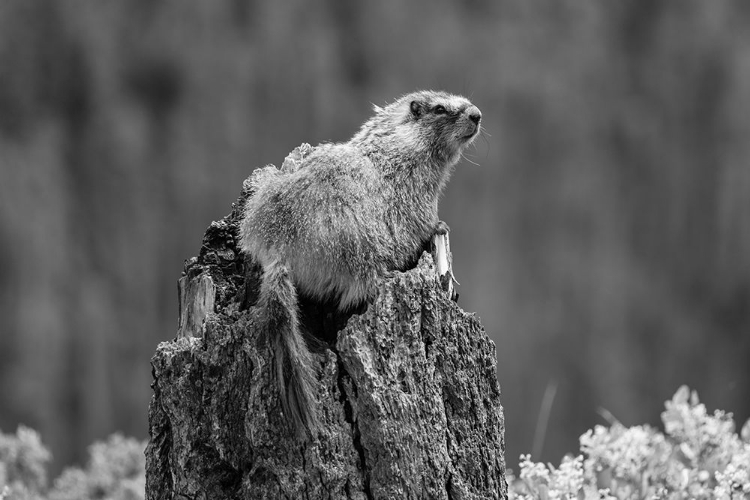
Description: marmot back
239,90,482,436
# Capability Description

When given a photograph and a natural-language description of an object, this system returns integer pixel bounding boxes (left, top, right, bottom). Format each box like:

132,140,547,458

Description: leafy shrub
0,430,145,500
509,386,750,499
48,434,145,500
3,386,748,499
0,426,50,500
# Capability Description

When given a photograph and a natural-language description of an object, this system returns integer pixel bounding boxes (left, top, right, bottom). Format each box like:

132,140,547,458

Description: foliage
0,426,50,500
3,386,748,499
509,386,750,499
0,430,145,500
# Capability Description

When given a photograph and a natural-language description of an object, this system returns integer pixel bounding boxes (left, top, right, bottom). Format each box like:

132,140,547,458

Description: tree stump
146,173,507,499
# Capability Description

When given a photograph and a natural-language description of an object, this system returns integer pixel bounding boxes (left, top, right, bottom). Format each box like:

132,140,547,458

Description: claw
434,220,450,236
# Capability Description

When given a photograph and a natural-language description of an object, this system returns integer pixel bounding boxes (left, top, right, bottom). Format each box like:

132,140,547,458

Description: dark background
1,0,748,475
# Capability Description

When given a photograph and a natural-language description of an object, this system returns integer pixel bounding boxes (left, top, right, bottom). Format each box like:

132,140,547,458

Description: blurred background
1,0,748,476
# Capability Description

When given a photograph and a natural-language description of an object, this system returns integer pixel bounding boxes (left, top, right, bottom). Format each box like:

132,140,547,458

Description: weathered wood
146,187,507,499
432,231,457,301
177,272,216,340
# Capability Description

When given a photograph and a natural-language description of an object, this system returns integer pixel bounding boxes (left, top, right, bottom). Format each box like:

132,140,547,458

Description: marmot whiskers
239,90,482,437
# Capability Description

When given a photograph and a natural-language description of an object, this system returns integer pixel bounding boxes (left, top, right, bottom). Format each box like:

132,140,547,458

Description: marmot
239,90,482,437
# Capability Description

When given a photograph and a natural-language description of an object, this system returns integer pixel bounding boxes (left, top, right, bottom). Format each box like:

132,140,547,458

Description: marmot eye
433,105,447,115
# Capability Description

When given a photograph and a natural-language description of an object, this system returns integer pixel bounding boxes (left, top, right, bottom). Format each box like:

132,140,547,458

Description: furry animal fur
239,90,481,436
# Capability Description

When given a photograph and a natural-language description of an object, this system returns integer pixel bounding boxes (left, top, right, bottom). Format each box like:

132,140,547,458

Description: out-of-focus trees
0,0,748,473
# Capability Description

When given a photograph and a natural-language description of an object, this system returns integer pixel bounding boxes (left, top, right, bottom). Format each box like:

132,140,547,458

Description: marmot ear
410,100,422,119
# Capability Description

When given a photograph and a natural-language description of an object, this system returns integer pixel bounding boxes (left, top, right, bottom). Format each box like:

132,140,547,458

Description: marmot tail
258,259,319,437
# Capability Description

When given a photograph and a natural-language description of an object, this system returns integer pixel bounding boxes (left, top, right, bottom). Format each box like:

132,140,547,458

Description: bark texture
146,187,507,499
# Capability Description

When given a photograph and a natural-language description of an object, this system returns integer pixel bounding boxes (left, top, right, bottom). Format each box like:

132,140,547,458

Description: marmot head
352,90,482,167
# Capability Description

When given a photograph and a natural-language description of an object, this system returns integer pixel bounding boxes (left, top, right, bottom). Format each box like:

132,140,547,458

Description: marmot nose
467,106,482,125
